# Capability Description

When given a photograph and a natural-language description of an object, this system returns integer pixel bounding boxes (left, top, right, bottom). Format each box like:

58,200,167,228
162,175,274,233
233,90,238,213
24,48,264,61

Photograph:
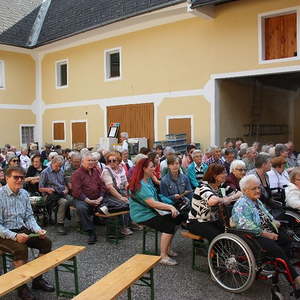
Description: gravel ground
1,218,295,300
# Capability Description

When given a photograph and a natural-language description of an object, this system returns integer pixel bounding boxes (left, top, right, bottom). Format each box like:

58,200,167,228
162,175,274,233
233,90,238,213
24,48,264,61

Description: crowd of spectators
0,138,300,267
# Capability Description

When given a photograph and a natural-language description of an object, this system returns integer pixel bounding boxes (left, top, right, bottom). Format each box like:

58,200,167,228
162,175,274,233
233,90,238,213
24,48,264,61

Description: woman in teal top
129,158,182,266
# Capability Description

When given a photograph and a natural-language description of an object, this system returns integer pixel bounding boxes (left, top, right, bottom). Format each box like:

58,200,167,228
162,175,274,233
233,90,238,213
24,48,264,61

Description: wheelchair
206,205,300,299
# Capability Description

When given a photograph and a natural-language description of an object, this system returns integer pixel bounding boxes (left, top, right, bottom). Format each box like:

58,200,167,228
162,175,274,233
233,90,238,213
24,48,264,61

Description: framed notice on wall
107,122,120,138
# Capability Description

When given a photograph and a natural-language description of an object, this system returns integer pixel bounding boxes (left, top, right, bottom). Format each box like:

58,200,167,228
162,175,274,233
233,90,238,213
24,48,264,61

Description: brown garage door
72,121,87,148
107,103,154,148
169,118,191,144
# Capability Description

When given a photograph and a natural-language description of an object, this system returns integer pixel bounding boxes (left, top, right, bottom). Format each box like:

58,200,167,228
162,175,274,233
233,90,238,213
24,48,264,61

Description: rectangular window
105,48,121,81
56,60,68,88
53,122,65,141
0,60,5,89
21,126,34,145
263,12,297,61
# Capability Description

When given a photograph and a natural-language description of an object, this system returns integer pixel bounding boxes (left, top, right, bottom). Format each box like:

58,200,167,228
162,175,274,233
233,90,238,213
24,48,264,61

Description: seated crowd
0,137,300,299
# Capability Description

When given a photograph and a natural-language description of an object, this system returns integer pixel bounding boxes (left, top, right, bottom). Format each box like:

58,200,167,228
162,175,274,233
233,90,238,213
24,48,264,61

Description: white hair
120,132,128,139
133,153,147,164
192,149,202,158
80,148,90,156
70,152,81,160
163,146,175,156
240,143,248,150
52,155,64,165
48,152,58,160
239,175,259,192
91,152,100,160
230,160,246,173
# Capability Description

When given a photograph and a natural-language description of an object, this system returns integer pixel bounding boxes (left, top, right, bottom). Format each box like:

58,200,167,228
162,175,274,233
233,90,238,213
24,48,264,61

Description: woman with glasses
231,175,300,293
187,164,242,242
3,154,19,174
225,160,246,190
101,151,132,235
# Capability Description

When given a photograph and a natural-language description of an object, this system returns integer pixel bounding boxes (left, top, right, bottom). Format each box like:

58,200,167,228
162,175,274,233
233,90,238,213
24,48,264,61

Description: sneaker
129,223,143,231
120,228,133,236
160,257,178,266
98,206,109,215
168,250,178,257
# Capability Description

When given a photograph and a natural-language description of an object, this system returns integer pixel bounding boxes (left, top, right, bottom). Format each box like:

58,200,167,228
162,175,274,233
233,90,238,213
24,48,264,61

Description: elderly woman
285,167,300,210
187,164,242,242
267,156,290,198
275,144,293,169
225,160,246,190
243,147,257,172
182,144,196,169
206,146,224,166
248,152,272,206
187,150,208,189
3,153,19,173
160,147,176,174
231,175,300,290
101,151,132,235
129,158,182,266
25,154,45,195
160,156,193,220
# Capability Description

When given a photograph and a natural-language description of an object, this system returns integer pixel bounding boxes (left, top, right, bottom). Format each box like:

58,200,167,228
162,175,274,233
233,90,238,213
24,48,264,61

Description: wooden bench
73,254,161,300
0,245,85,298
181,231,208,271
95,210,129,244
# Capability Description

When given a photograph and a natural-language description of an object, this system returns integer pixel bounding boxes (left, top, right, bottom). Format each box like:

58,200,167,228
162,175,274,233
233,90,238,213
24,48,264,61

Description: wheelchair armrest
276,219,289,224
226,228,257,237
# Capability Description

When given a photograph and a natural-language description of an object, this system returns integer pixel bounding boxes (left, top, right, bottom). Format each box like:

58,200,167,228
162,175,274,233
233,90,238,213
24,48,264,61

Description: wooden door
72,122,87,148
265,13,297,60
107,103,154,148
169,118,191,144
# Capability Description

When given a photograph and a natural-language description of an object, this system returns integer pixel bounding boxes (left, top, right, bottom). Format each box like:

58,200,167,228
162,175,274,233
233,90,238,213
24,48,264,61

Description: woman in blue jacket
187,150,208,189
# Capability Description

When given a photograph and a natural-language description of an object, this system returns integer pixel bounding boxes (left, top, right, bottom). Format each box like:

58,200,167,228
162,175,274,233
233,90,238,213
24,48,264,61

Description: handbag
96,194,129,214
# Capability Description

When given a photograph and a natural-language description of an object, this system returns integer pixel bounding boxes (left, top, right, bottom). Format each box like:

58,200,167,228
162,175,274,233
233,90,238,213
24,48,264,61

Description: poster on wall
107,122,120,138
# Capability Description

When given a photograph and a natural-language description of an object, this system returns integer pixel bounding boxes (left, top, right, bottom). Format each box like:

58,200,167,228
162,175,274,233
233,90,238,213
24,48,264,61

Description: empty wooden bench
73,254,161,300
181,231,208,271
95,210,129,244
0,245,85,298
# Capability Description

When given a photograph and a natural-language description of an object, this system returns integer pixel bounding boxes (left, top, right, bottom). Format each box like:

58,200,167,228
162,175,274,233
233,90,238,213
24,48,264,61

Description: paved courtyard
1,218,293,300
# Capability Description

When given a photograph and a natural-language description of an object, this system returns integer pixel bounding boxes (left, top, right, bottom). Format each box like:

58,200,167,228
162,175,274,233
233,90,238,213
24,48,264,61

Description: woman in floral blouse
231,174,300,290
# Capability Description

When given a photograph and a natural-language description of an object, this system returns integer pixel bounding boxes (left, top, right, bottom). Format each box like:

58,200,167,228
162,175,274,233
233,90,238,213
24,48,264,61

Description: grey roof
0,0,43,48
0,0,185,49
190,0,237,9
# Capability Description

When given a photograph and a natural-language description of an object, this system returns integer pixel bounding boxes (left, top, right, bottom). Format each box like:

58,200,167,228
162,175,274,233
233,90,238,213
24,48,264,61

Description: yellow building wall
43,105,105,148
0,110,36,147
0,51,35,105
158,96,211,149
41,0,300,105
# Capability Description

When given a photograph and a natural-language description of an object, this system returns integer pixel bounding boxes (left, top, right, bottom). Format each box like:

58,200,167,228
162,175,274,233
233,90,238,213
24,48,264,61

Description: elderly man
243,147,257,172
0,166,54,300
39,155,68,234
120,132,129,152
72,152,106,244
206,146,224,166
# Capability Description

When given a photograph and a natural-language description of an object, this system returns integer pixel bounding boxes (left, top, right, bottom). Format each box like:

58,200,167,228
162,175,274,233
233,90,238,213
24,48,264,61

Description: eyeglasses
11,159,18,162
12,175,25,181
236,168,246,172
108,159,117,163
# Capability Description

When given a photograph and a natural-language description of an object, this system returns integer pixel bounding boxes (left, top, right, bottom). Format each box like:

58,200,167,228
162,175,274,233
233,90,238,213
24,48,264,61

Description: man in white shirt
19,147,31,171
120,132,129,151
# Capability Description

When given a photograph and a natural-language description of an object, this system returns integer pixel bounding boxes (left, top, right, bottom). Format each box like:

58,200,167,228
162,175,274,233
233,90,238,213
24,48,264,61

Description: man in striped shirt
0,166,54,300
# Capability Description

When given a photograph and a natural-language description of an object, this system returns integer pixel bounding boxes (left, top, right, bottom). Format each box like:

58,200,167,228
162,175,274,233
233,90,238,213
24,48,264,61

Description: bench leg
55,256,79,298
1,253,13,274
106,216,123,244
142,227,159,255
130,269,155,300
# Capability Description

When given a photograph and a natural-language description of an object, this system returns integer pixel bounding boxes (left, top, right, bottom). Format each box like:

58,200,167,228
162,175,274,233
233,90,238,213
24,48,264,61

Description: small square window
262,12,297,61
0,60,5,89
56,60,68,88
105,48,121,81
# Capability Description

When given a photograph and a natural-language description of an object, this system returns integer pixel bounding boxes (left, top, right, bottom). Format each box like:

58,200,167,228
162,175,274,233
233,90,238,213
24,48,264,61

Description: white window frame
258,6,300,64
19,124,36,147
70,120,88,148
55,59,69,89
52,120,66,143
0,60,5,89
104,47,122,82
166,115,194,143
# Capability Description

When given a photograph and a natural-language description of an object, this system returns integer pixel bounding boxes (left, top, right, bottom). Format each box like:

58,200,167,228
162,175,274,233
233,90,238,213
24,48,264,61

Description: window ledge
55,85,68,89
104,76,122,82
259,56,300,65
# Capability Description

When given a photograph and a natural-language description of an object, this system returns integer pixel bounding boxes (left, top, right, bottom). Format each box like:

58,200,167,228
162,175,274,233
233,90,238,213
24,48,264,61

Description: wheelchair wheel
208,233,257,293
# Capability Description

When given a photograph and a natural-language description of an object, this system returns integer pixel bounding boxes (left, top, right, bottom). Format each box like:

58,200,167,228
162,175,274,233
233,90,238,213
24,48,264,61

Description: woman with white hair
225,160,246,190
231,175,300,290
187,150,208,189
285,167,300,210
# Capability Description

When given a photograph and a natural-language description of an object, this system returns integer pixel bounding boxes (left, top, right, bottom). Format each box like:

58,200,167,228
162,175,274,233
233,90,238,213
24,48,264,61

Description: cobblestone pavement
1,218,294,300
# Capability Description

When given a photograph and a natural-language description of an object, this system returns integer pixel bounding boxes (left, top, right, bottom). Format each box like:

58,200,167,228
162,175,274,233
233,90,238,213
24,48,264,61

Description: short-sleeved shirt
129,179,157,223
39,165,66,194
188,183,219,223
101,166,128,192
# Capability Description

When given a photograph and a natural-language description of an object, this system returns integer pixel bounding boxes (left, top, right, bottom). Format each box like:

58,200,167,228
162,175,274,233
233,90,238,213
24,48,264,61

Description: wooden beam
187,4,215,20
